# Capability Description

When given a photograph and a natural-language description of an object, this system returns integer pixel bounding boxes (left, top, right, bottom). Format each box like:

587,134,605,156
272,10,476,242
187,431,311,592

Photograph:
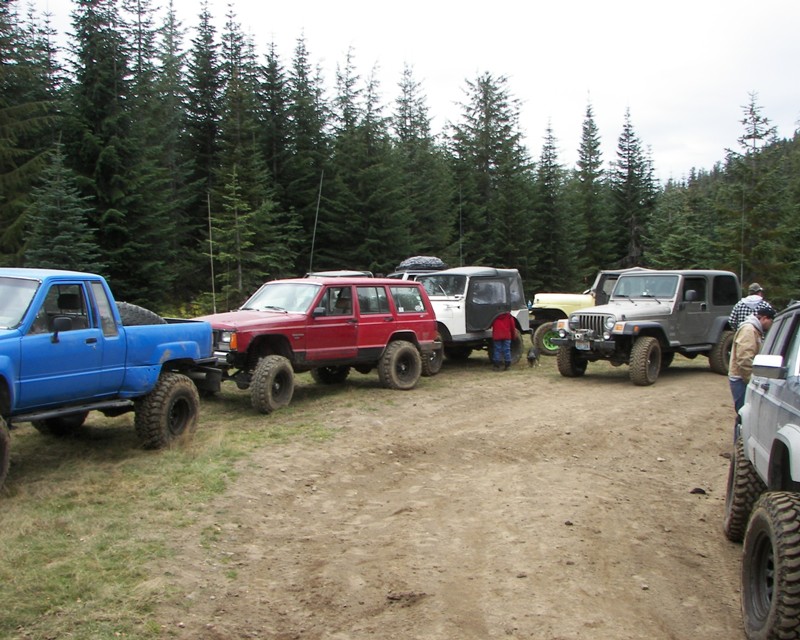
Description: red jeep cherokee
196,277,442,413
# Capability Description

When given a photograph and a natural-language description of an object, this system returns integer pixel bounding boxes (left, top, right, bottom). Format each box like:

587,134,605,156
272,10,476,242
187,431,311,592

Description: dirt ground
155,354,747,640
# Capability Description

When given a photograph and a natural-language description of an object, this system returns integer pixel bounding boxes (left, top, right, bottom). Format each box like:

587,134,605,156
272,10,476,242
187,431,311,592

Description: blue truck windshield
0,277,39,329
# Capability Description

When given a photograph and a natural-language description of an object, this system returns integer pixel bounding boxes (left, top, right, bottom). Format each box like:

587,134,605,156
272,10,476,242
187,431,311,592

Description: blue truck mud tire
134,372,199,449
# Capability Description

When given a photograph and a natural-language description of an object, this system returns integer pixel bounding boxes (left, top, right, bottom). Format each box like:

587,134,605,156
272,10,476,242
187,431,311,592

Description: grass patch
0,382,339,640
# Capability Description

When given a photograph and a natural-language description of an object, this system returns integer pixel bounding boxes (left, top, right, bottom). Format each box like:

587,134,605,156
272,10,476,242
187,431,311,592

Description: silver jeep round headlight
568,314,580,329
604,316,616,331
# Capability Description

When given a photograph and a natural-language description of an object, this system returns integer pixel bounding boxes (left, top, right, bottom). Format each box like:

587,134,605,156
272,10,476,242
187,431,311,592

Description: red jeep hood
194,309,306,330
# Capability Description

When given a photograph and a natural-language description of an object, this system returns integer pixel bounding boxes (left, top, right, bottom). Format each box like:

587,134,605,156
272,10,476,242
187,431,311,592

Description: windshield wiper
262,305,287,313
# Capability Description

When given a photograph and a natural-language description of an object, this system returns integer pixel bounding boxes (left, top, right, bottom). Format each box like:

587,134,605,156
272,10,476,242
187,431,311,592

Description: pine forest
2,0,800,313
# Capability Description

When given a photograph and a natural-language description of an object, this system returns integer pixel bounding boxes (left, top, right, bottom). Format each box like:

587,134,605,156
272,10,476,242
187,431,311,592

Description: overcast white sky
33,0,800,183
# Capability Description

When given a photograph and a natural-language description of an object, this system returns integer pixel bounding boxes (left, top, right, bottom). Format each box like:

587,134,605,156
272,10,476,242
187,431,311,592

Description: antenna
207,192,217,314
309,170,324,272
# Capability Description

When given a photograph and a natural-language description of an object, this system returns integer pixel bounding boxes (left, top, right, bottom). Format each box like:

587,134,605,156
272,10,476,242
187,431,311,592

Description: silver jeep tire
556,346,587,377
709,330,734,375
630,336,661,386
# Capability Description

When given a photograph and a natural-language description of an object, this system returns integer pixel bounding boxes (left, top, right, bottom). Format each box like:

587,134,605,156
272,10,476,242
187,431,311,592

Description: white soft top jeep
416,266,530,363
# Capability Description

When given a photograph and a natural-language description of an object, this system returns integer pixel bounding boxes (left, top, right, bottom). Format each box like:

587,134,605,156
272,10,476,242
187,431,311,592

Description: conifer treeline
2,0,798,311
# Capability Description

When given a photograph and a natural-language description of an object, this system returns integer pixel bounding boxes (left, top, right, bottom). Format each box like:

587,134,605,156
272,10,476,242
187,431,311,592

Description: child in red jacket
491,309,516,371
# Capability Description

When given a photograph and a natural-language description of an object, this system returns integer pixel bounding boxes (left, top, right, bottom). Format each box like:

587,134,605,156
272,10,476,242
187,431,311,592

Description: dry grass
0,375,339,640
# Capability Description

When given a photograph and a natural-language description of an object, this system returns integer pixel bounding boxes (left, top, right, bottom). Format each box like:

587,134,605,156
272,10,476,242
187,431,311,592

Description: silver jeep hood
573,298,676,321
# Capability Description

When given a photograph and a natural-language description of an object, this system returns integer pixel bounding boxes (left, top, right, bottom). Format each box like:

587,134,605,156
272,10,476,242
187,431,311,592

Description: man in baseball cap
729,282,766,330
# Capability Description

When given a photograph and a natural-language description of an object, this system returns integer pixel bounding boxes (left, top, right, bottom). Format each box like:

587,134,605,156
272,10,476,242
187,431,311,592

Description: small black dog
527,346,540,367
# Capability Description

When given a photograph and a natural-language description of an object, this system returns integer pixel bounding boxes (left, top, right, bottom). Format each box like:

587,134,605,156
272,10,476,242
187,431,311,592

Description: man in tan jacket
729,300,776,437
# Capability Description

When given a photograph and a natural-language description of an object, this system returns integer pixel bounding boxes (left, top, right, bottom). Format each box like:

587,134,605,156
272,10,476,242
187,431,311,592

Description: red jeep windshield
240,282,321,313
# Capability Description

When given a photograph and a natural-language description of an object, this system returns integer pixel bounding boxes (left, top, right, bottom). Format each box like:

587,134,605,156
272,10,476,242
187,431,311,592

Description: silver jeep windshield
612,274,679,299
0,277,40,329
241,282,321,313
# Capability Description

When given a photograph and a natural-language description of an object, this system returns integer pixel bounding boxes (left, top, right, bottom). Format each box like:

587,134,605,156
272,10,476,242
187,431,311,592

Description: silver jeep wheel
630,336,661,386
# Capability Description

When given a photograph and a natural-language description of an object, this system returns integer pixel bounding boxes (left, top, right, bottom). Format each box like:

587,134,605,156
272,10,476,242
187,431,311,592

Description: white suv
723,300,800,639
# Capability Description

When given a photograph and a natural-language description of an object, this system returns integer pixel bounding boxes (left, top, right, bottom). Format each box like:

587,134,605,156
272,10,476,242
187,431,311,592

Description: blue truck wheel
134,372,199,449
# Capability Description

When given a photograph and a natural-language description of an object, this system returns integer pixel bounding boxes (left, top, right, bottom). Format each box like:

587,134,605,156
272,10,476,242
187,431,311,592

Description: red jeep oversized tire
378,340,422,390
250,355,294,414
421,333,444,377
134,372,199,449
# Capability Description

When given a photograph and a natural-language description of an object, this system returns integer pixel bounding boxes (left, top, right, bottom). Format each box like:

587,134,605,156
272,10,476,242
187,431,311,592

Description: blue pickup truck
0,269,216,488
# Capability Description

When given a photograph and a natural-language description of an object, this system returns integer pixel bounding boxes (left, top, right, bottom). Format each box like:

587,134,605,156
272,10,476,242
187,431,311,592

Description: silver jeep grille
575,314,607,336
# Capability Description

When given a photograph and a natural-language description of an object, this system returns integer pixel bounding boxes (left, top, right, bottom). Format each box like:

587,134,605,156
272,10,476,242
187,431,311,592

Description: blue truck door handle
86,337,97,344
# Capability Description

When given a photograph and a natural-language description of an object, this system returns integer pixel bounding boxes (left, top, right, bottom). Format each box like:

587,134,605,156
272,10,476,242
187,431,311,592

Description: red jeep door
305,285,358,361
356,285,394,358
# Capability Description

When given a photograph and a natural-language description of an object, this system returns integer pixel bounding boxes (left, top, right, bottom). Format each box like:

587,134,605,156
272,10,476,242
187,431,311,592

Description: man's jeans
729,377,747,440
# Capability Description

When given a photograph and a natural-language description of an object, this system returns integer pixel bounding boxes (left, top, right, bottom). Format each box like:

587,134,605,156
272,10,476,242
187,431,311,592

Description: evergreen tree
571,102,612,276
316,48,367,270
210,163,300,305
284,36,330,273
183,0,222,276
609,109,658,266
216,8,265,203
0,1,60,263
25,143,103,271
392,64,455,262
116,0,180,305
260,42,291,195
718,93,784,288
153,1,198,298
530,122,572,290
448,72,534,278
62,0,140,296
647,169,725,270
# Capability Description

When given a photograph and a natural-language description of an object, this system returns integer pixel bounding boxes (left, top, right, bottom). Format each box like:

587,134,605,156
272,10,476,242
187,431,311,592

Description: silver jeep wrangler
724,300,800,640
552,269,740,385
